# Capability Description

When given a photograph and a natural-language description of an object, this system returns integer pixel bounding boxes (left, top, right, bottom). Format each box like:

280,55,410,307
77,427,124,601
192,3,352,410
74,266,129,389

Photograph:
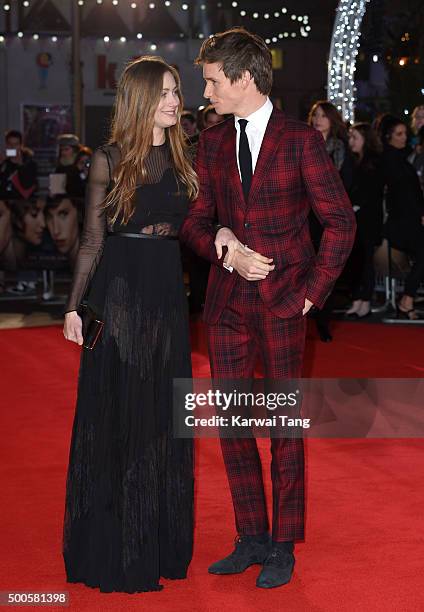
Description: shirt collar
234,97,273,132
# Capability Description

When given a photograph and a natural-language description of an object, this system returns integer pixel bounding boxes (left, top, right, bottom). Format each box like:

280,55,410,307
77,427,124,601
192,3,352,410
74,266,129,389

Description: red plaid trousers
207,275,306,542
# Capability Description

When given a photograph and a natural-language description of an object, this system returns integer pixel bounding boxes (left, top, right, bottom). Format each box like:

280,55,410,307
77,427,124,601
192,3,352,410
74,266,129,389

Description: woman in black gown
345,122,384,317
63,57,198,593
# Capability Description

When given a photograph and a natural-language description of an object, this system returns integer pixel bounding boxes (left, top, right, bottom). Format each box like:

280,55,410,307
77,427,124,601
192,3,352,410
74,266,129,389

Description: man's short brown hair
196,27,273,96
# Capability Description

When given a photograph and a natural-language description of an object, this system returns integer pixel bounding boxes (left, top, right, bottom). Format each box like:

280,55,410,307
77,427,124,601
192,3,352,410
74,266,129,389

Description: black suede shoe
256,547,295,588
317,322,333,342
208,534,271,575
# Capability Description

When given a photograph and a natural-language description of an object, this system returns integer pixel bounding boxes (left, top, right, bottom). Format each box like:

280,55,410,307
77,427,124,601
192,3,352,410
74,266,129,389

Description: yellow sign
271,49,283,70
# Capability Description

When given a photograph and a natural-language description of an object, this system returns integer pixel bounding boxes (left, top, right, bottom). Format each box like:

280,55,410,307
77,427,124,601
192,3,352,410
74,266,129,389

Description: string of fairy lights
0,1,312,46
327,0,370,123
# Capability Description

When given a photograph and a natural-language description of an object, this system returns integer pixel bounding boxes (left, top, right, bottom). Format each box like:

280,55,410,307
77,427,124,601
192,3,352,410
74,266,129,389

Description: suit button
244,222,251,228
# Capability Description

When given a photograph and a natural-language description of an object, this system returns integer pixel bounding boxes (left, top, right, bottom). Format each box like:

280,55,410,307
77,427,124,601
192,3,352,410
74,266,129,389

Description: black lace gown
63,143,193,593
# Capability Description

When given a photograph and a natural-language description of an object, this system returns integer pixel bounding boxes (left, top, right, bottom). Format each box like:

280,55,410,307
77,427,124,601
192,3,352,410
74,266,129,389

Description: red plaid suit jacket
180,107,356,324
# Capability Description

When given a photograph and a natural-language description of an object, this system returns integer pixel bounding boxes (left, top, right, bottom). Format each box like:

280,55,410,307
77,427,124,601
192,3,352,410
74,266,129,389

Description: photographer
64,146,92,198
0,130,38,200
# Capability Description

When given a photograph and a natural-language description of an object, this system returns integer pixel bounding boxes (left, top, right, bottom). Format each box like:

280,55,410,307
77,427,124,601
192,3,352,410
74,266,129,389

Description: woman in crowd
308,100,354,340
45,195,80,267
308,100,354,189
410,105,424,146
379,115,424,320
346,123,384,317
408,126,424,195
62,56,197,593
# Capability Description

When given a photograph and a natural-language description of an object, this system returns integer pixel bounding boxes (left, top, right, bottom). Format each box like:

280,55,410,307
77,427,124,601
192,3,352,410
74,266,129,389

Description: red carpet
0,320,423,611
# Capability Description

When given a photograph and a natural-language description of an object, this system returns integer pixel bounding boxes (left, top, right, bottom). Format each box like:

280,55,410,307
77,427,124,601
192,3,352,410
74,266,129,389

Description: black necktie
238,119,252,201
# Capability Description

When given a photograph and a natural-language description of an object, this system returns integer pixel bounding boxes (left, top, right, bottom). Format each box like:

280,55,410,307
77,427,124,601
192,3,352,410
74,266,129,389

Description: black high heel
396,304,422,320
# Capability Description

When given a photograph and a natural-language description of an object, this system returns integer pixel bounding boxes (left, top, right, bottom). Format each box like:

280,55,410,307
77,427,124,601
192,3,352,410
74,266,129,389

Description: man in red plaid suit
180,28,356,589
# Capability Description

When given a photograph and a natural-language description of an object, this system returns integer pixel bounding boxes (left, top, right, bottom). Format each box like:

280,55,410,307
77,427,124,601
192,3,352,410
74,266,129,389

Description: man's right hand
64,311,83,345
232,245,275,281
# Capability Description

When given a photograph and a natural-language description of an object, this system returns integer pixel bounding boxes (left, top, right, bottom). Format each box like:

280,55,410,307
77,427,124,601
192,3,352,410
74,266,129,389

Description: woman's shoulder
93,144,120,172
96,143,120,159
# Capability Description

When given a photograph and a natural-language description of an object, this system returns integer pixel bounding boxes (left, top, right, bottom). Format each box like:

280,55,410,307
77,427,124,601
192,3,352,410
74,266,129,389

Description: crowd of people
306,101,424,330
1,101,424,321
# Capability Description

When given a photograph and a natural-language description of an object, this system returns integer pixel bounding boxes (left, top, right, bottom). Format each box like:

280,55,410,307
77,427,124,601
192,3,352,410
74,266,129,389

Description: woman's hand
64,311,83,345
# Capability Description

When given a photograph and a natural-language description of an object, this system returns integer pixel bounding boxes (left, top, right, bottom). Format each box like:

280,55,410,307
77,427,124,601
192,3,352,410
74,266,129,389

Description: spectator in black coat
346,122,384,317
379,115,424,320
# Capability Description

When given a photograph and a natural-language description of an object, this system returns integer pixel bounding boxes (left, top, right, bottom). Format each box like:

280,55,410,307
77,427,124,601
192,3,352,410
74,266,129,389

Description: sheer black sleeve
64,149,109,313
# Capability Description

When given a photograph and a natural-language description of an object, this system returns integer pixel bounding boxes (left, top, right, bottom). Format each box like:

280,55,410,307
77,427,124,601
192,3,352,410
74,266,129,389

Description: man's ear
240,70,252,89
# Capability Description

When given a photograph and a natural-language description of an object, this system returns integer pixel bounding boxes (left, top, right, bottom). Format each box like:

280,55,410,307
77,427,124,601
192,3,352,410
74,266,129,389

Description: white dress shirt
234,97,273,178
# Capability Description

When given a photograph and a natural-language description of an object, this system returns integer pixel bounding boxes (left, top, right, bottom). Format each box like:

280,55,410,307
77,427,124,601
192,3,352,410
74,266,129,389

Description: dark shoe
317,323,332,342
396,304,422,321
256,547,295,589
208,534,270,575
6,281,36,296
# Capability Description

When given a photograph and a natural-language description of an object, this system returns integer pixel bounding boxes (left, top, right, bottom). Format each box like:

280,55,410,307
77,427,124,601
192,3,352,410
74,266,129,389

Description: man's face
46,198,79,254
202,62,246,116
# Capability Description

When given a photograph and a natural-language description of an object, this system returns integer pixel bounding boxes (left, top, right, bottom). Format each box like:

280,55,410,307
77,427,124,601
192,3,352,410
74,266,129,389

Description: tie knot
238,119,248,132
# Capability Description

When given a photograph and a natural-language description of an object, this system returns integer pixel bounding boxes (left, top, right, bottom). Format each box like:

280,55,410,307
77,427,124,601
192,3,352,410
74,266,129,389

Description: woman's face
154,71,180,130
413,109,424,132
388,124,407,149
22,199,45,245
349,128,365,155
311,106,331,138
46,198,79,254
0,200,12,253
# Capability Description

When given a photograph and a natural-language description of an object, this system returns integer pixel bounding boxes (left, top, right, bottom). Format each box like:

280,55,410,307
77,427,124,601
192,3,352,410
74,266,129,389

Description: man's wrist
213,223,224,236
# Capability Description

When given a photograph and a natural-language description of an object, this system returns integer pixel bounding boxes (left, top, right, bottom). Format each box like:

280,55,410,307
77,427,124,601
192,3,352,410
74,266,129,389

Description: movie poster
0,195,84,273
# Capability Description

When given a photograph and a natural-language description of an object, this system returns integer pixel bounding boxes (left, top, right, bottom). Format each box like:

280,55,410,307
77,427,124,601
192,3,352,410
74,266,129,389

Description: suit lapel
221,120,246,210
248,108,286,205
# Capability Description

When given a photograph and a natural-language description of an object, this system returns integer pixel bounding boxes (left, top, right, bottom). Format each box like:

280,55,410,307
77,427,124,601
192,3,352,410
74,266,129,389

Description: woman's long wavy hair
308,100,348,142
104,56,199,224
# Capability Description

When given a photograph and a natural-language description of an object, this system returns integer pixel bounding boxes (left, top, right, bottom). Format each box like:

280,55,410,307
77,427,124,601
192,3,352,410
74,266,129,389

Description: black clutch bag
79,304,104,350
